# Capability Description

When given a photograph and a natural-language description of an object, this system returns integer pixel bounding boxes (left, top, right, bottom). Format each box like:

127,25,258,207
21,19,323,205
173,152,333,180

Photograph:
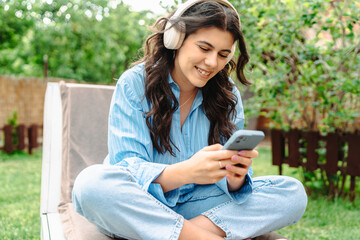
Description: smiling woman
71,1,308,239
172,27,234,90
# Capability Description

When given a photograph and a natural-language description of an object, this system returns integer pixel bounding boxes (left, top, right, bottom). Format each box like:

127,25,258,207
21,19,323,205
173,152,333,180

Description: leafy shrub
232,0,359,133
231,0,359,199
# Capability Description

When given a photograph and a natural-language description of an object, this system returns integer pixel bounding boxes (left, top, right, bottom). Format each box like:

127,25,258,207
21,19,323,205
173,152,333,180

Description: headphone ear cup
226,42,237,64
163,21,186,50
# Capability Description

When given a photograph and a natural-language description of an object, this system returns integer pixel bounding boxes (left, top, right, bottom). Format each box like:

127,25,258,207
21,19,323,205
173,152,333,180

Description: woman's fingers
216,153,253,175
186,145,258,185
231,155,252,167
225,164,249,176
238,149,259,158
218,155,252,168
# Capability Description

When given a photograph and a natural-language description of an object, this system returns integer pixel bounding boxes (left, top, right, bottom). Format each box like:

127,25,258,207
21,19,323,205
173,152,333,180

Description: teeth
196,67,210,76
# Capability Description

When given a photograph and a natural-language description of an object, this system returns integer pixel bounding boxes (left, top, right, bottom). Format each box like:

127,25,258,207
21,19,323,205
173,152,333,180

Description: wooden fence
271,129,360,201
0,124,42,154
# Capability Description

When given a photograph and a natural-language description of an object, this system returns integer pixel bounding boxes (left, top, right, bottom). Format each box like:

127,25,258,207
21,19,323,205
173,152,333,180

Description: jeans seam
207,199,232,212
169,215,184,240
203,210,232,239
125,167,180,217
189,192,225,201
125,166,184,240
202,200,233,238
252,179,274,193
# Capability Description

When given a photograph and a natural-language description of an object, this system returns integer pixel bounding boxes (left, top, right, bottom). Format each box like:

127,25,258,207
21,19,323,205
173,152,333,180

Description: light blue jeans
72,164,307,240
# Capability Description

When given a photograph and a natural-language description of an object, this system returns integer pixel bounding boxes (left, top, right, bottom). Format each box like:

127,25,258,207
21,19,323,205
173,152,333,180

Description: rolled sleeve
107,68,167,195
148,184,180,207
215,173,253,204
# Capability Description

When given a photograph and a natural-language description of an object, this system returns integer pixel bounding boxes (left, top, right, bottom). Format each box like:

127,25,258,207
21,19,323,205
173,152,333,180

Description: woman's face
172,27,234,90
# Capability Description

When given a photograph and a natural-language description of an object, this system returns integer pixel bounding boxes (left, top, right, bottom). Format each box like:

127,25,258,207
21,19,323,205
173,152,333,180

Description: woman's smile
195,66,211,77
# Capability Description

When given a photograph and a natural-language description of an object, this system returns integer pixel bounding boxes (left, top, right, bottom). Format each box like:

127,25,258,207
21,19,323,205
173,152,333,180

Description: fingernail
226,165,232,170
238,151,245,156
231,156,237,161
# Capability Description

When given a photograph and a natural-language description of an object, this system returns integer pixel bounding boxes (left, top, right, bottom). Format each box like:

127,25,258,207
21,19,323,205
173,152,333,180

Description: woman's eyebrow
197,40,232,53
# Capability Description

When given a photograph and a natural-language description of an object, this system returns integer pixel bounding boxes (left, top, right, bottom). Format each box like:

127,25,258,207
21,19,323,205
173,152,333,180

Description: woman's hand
181,144,239,185
155,144,238,192
224,150,258,192
154,144,257,193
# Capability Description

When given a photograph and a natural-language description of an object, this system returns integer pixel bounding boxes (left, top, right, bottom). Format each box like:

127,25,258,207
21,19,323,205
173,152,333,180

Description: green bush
230,0,359,199
0,0,154,83
231,0,359,133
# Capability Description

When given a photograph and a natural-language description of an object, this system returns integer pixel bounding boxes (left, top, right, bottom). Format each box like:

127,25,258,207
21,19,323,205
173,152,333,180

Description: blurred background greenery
1,0,358,133
0,0,160,83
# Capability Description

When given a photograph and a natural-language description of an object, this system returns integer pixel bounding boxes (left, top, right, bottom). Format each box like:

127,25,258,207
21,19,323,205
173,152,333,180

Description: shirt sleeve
106,68,200,207
215,83,253,204
107,69,168,198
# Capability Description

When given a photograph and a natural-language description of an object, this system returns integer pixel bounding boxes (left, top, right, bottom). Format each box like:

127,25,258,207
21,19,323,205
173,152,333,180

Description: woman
72,1,307,239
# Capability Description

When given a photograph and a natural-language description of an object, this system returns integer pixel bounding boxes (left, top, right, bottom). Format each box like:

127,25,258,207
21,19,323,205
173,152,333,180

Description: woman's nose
204,53,218,68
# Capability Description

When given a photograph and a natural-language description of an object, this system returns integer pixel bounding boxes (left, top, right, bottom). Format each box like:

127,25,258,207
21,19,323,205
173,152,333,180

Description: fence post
17,124,26,151
3,125,14,154
304,131,319,171
345,133,360,202
28,124,38,154
288,129,301,167
345,133,360,177
325,133,341,198
271,129,284,175
324,132,340,174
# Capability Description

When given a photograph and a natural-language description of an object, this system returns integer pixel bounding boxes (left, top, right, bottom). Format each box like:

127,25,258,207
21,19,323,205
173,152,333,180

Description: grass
0,150,42,240
0,147,359,239
253,147,360,240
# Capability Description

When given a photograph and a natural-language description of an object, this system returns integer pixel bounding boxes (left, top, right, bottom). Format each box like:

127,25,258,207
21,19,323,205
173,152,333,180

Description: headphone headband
163,0,240,63
172,0,239,19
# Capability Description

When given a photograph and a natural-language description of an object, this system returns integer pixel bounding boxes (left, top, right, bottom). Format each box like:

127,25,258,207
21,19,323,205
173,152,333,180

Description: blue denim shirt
103,63,253,207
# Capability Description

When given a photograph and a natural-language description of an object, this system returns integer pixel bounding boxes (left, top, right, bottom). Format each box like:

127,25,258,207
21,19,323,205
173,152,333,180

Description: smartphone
222,130,265,151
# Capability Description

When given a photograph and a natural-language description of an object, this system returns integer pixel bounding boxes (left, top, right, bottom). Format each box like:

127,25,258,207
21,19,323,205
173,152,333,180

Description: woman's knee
273,176,308,222
72,165,104,210
72,164,131,212
285,176,307,206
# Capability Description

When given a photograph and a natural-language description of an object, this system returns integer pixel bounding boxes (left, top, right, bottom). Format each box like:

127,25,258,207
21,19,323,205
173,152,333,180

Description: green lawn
253,147,360,240
0,150,42,240
0,147,359,239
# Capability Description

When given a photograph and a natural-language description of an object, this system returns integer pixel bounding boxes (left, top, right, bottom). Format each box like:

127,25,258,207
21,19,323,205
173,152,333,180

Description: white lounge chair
40,81,287,240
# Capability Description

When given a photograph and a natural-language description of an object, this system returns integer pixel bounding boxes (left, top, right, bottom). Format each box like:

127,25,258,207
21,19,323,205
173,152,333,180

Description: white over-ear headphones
163,0,240,64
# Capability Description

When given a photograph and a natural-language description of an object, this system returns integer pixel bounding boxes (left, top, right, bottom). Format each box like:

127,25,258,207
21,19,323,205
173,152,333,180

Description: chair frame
40,82,66,240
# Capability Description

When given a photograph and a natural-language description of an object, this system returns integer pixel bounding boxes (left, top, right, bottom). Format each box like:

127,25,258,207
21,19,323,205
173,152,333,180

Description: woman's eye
219,53,228,58
199,46,209,51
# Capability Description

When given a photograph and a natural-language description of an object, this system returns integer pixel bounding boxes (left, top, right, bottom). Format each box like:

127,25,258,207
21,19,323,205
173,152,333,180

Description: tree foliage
0,0,154,83
230,0,359,133
1,0,359,131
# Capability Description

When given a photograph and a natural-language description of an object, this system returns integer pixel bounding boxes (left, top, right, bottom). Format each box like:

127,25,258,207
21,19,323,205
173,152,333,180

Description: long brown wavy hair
134,1,250,156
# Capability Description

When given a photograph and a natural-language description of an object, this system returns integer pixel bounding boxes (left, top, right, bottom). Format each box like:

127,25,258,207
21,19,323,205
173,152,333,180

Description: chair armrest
40,82,64,239
41,213,66,240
